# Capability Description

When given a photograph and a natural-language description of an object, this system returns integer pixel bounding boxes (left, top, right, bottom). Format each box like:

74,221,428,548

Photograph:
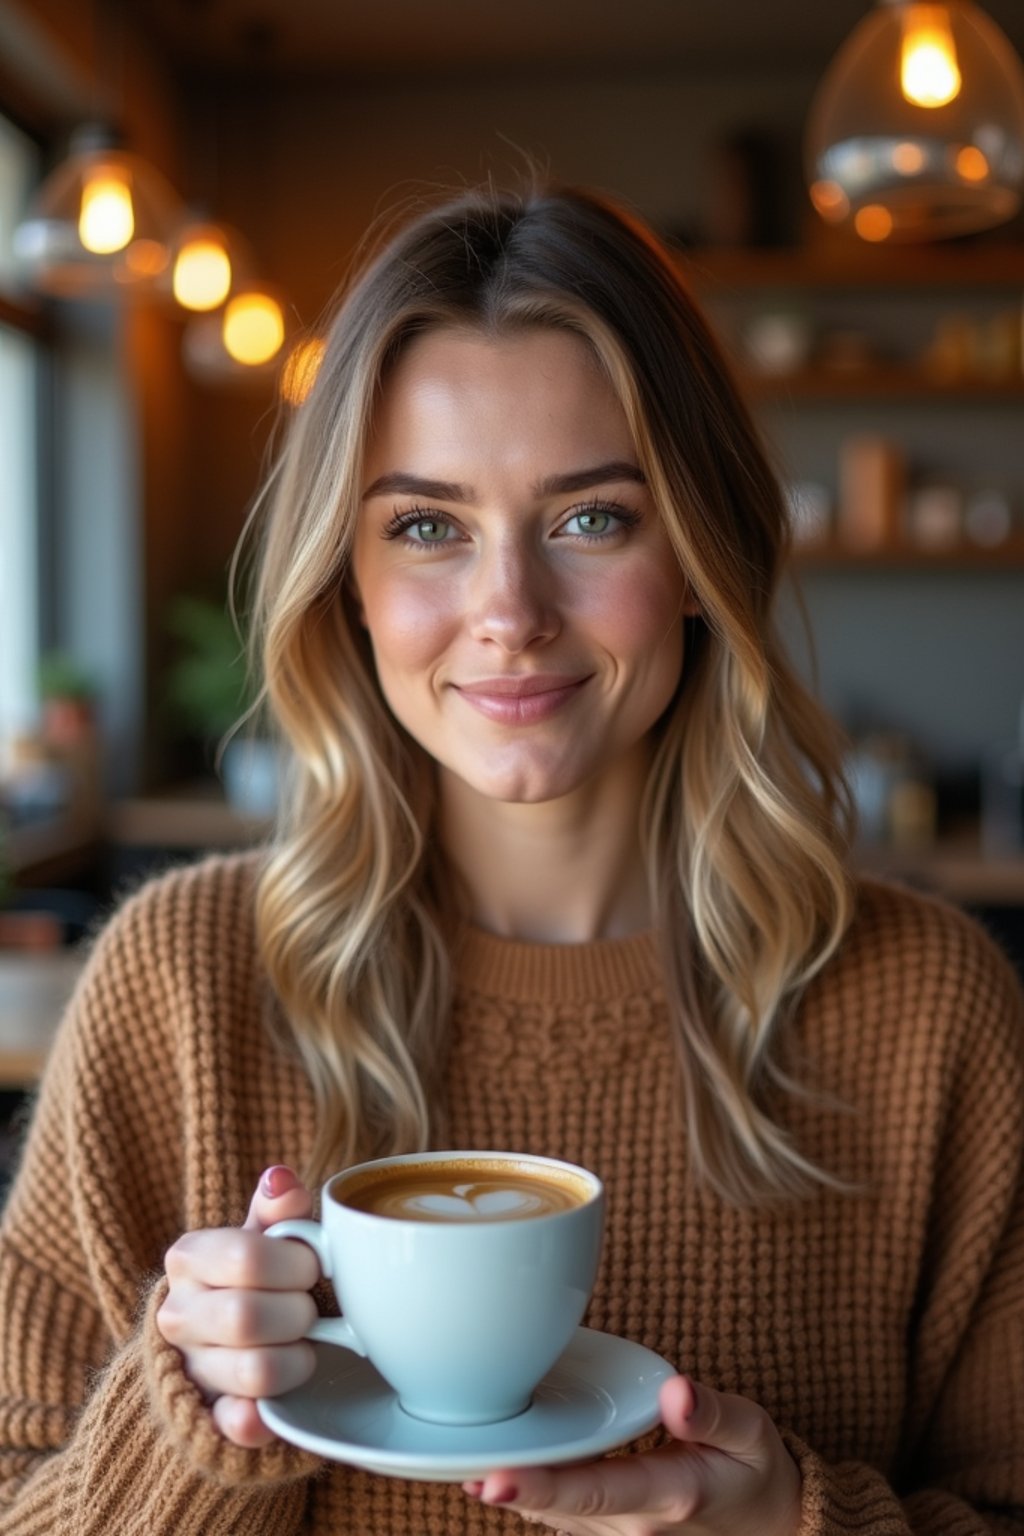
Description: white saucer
257,1326,675,1482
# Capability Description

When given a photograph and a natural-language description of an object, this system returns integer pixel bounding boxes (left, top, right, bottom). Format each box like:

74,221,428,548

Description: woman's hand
156,1165,321,1448
463,1375,802,1536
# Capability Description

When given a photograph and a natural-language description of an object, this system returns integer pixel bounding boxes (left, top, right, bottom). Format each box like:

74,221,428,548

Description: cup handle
264,1218,368,1358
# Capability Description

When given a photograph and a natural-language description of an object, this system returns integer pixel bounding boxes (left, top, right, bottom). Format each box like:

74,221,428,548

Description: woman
0,183,1021,1536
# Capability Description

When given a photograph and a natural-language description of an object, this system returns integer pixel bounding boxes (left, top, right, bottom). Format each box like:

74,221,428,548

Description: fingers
463,1377,779,1524
213,1394,283,1449
186,1339,317,1403
466,1449,698,1523
165,1228,321,1292
158,1284,318,1350
157,1163,324,1452
244,1165,315,1232
661,1375,769,1462
658,1373,698,1444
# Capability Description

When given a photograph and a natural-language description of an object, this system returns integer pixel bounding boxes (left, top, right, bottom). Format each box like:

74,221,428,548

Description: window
0,325,38,737
0,112,43,746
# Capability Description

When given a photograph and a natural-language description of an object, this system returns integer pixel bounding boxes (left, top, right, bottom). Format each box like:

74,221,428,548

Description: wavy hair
247,181,855,1206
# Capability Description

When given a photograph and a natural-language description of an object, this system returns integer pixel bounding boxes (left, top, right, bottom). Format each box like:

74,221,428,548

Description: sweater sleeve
785,928,1024,1536
0,873,323,1535
784,1179,1024,1536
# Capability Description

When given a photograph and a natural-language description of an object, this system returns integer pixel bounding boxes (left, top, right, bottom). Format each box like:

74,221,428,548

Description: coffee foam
333,1158,592,1223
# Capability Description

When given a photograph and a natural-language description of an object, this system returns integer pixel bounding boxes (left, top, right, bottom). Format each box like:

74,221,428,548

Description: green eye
569,510,613,535
413,519,450,542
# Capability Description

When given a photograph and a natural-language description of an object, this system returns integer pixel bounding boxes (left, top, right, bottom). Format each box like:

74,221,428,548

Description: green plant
164,595,258,742
37,651,96,702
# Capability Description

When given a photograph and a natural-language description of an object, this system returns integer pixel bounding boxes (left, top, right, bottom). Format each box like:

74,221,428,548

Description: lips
457,675,587,698
453,674,591,725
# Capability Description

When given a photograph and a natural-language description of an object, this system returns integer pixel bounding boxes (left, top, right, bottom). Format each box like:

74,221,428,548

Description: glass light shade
12,126,183,296
806,1,1024,240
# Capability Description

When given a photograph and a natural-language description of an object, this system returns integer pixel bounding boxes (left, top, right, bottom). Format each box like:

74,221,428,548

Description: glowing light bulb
173,235,232,311
281,337,326,405
123,240,168,278
955,145,990,181
900,6,962,108
223,291,285,366
854,204,894,241
891,141,926,175
809,179,850,220
79,168,134,254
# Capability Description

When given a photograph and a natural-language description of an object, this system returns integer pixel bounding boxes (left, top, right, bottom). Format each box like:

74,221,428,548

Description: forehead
367,326,634,465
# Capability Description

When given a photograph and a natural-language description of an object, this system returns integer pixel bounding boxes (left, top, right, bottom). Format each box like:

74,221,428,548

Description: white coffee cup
265,1149,604,1426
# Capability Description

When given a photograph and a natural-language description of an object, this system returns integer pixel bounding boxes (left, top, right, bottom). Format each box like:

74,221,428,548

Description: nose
466,538,560,653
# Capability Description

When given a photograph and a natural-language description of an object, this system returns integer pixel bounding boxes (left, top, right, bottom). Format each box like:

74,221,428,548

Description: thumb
660,1376,767,1462
244,1164,314,1231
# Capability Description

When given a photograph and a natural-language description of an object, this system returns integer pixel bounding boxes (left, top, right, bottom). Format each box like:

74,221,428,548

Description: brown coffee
335,1157,591,1223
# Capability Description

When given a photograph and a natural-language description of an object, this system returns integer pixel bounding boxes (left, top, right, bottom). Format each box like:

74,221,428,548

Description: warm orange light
900,6,962,108
223,290,285,366
809,179,850,221
79,168,134,253
123,239,168,277
854,204,894,241
173,235,232,311
955,145,990,181
892,141,926,175
281,337,326,405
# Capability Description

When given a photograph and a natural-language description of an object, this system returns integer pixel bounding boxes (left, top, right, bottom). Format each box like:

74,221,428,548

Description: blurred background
1,0,1024,1136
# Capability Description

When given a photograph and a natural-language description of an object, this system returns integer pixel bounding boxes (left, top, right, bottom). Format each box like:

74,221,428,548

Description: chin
464,764,591,805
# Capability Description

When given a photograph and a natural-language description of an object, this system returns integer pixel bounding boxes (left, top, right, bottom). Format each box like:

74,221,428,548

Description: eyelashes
562,502,643,539
381,506,459,545
380,499,643,548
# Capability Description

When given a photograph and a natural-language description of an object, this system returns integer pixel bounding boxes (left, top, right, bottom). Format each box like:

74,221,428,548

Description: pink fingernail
462,1481,484,1498
261,1165,295,1198
483,1481,519,1505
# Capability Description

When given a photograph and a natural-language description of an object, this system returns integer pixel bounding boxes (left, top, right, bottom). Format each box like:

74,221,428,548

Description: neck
438,748,653,944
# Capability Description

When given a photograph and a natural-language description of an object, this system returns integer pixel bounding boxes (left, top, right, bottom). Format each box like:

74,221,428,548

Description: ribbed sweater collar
453,922,663,1003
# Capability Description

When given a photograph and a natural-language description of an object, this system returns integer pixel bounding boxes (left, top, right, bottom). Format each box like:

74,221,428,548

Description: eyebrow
360,461,647,503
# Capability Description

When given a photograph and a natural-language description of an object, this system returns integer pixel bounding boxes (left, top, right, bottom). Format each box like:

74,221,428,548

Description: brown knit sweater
0,853,1022,1534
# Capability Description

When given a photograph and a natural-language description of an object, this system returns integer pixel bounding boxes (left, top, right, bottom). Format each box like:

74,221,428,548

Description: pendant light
13,124,183,296
172,224,234,311
170,219,257,312
182,281,289,385
806,0,1024,241
222,285,286,366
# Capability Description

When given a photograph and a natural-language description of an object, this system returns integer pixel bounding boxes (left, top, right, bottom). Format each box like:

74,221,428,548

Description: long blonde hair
247,182,855,1205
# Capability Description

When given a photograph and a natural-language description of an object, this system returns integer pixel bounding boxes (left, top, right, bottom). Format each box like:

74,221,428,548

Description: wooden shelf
677,243,1024,291
793,537,1024,570
106,788,270,849
857,837,1024,906
0,952,84,1087
744,368,1024,402
6,812,100,878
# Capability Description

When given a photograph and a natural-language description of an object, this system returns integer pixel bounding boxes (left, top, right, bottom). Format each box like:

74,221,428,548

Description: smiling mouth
453,675,592,725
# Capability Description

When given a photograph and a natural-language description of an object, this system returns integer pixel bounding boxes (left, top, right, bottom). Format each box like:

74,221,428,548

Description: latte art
370,1180,573,1221
339,1162,587,1222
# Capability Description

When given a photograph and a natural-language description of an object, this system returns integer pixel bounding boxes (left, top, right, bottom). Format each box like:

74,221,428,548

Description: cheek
577,558,687,657
362,574,458,673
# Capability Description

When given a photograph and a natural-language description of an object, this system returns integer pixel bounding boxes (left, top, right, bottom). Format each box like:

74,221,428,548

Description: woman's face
351,326,694,806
